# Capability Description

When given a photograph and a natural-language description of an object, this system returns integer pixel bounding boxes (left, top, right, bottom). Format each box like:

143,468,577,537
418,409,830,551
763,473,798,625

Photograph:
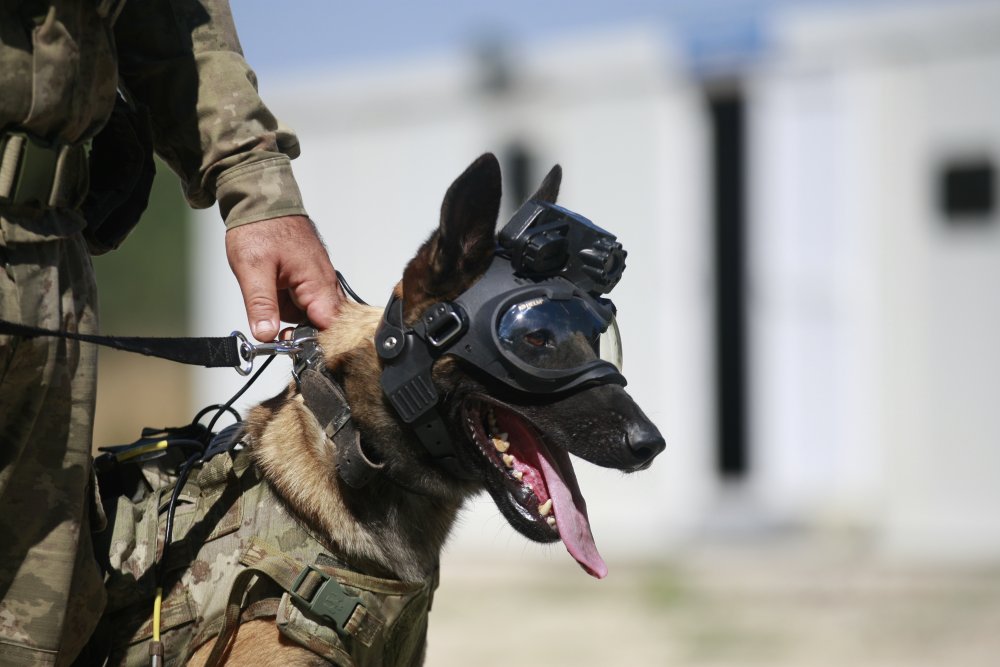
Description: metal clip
232,330,318,376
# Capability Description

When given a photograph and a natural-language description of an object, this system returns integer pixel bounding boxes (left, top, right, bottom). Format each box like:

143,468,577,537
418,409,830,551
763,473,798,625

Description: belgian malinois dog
96,154,663,666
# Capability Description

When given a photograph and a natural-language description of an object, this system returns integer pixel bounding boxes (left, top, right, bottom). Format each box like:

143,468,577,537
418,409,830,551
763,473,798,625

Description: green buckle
289,564,364,635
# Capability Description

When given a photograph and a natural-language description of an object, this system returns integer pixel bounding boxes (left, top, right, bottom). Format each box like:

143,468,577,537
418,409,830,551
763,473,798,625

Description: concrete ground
427,538,1000,667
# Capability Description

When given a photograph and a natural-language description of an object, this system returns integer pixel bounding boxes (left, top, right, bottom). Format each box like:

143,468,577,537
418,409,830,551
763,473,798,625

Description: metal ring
232,330,254,376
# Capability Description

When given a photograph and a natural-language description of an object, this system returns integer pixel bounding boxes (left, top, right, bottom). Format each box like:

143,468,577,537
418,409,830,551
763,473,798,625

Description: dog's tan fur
187,620,327,667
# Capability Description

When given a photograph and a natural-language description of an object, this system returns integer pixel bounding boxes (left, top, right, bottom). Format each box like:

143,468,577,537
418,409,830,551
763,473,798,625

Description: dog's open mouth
462,397,608,579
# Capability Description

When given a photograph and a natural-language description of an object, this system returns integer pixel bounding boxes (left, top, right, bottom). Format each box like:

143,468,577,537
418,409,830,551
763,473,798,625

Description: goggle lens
497,297,622,372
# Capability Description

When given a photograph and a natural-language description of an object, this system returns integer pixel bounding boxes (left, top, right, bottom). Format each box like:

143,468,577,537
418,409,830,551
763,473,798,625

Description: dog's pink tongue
536,450,608,579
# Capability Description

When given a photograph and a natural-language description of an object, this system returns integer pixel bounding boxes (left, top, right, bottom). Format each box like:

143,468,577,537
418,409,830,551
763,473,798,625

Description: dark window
708,89,749,479
940,159,995,223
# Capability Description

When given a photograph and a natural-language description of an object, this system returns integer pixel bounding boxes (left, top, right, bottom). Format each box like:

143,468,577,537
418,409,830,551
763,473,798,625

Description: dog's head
378,154,664,578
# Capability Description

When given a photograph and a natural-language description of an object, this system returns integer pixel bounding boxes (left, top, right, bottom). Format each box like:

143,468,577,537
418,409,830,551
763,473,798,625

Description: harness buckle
289,564,364,635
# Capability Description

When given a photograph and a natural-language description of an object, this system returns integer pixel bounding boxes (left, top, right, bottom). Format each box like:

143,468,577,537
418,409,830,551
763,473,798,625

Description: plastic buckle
289,564,364,635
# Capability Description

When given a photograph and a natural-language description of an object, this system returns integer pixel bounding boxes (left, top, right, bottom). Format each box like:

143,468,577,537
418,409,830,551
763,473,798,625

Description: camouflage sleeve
114,0,308,229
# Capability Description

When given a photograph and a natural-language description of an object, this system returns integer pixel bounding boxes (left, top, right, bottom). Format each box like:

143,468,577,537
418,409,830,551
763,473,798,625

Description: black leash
0,271,368,375
0,319,244,369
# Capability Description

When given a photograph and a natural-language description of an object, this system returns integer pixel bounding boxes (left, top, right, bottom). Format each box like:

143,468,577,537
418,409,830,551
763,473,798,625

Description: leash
0,272,367,375
0,318,300,375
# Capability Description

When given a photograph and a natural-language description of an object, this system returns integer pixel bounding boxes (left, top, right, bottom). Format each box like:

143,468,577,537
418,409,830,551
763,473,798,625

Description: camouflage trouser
0,209,107,666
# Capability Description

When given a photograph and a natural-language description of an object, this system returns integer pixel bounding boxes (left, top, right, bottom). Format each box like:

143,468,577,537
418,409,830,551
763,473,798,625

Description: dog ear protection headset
374,200,628,477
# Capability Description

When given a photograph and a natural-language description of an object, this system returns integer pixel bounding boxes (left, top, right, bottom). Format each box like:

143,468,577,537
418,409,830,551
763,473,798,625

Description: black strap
0,319,242,368
299,367,385,488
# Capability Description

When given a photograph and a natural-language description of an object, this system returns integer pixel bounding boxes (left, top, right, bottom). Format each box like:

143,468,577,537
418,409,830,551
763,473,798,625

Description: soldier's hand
225,215,343,342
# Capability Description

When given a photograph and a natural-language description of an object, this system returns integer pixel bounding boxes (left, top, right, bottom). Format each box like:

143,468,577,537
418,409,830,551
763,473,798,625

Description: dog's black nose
626,422,665,470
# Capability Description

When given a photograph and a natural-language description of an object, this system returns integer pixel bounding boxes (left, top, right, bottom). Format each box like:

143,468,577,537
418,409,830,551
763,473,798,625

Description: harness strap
205,538,383,666
299,367,384,488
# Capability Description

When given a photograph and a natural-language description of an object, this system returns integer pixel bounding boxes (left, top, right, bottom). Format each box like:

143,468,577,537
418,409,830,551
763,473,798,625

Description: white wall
751,0,1000,558
192,27,713,561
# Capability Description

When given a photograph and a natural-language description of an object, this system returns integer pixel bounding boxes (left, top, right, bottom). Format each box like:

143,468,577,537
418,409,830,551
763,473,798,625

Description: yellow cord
115,439,169,462
152,586,163,642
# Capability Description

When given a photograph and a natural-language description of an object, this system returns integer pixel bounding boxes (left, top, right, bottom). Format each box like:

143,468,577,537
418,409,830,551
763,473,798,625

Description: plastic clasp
289,564,364,634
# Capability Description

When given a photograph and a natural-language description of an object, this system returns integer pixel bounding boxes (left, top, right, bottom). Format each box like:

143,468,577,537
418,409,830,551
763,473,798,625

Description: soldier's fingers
278,224,343,330
287,271,343,331
226,215,342,339
277,290,306,324
226,228,281,342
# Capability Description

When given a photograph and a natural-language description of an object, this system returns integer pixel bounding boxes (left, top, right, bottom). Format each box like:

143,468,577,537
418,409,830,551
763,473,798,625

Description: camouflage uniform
94,450,437,666
0,1,308,664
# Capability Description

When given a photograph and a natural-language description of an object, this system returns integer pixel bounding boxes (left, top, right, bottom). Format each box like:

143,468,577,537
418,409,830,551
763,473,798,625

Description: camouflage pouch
273,561,435,666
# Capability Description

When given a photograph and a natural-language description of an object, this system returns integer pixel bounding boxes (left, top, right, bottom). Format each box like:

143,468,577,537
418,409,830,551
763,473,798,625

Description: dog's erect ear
529,164,562,204
401,154,501,318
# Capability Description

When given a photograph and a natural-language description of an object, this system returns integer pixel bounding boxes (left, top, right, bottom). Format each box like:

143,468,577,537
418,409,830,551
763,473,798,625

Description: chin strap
375,295,477,481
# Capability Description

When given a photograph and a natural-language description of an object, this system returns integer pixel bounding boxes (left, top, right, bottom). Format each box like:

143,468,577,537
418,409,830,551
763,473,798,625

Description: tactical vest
96,449,438,666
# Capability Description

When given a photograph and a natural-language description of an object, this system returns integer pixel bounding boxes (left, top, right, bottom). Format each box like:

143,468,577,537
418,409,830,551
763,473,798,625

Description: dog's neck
247,301,468,583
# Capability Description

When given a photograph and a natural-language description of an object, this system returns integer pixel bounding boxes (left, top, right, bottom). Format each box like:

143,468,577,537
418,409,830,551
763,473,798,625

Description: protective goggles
498,294,623,373
440,259,625,395
377,199,627,425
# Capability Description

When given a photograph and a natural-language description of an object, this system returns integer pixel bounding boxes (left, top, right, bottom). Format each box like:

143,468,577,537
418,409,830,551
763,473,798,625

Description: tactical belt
0,131,86,210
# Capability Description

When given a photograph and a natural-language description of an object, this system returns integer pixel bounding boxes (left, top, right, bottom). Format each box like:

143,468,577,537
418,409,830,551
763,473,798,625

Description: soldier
0,1,343,665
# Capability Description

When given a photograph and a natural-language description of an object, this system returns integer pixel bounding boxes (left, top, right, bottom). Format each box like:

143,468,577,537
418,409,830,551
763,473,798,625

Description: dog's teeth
502,454,515,468
492,437,509,453
512,470,523,481
538,499,553,516
547,516,557,528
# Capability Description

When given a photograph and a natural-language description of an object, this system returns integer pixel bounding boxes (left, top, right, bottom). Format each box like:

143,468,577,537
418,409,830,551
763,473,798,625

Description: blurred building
191,0,1000,564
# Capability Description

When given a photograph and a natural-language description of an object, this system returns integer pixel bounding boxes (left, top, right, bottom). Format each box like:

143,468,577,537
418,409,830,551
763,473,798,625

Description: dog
91,154,664,666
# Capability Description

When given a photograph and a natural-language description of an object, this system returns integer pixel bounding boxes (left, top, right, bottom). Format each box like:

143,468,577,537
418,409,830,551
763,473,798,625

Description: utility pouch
81,92,155,255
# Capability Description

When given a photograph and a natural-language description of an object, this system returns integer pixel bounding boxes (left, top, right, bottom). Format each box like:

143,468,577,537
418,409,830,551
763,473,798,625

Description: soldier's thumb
237,273,280,342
